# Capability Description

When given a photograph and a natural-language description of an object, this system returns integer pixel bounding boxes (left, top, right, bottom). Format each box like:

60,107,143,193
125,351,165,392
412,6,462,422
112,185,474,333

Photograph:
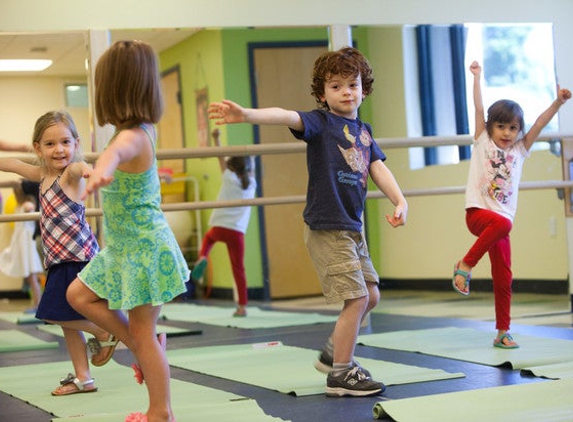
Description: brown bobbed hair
94,40,163,127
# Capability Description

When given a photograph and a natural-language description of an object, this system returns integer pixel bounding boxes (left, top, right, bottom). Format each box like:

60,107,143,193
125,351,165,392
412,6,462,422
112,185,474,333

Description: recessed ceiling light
0,59,53,72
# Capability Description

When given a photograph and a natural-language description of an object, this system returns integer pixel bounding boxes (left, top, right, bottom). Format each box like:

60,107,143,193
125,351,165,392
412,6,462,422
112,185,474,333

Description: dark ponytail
226,156,253,190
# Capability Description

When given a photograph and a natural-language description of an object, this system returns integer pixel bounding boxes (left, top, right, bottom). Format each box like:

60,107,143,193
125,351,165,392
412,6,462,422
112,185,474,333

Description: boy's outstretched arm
369,160,408,228
522,86,572,151
469,61,486,139
209,99,304,132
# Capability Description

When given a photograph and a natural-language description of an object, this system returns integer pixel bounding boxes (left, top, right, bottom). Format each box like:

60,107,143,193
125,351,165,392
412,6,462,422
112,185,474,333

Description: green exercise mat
0,329,58,352
166,342,464,396
0,359,284,421
51,399,288,421
0,311,40,324
358,326,573,369
160,303,337,329
521,361,573,379
372,379,573,421
37,323,201,338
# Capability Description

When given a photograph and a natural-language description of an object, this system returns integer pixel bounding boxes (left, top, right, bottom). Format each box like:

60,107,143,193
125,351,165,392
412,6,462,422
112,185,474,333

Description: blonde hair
95,40,163,127
32,110,83,170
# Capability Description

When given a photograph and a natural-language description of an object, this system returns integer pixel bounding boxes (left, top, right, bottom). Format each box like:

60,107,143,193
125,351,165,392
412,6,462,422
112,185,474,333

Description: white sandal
51,373,98,396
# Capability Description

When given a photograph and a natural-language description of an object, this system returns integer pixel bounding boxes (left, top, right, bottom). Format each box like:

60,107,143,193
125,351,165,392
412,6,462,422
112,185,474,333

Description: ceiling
0,28,201,77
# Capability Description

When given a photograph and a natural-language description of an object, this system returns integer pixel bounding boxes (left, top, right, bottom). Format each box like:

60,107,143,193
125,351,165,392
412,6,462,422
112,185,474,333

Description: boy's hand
385,205,407,228
469,60,481,76
208,100,247,125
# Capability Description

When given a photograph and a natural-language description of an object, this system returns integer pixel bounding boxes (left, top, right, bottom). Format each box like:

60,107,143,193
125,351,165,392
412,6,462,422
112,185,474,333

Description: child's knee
367,282,380,305
66,280,82,308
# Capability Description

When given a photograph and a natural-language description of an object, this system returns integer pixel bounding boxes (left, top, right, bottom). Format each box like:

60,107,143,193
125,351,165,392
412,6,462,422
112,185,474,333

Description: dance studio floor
1,289,572,421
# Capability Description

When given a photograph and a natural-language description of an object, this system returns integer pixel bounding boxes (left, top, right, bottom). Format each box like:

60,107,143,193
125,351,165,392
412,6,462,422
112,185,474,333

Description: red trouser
199,226,248,306
463,208,513,331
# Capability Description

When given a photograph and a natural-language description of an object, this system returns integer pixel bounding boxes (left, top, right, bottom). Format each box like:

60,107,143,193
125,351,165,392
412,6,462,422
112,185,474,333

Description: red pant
463,208,513,331
199,226,248,306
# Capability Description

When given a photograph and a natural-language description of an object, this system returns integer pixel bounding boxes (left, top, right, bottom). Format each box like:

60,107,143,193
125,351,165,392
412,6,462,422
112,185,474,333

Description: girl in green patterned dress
67,41,189,422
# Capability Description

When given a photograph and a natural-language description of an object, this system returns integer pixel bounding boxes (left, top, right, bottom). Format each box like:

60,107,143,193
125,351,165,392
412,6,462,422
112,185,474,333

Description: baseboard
380,278,569,295
0,291,29,300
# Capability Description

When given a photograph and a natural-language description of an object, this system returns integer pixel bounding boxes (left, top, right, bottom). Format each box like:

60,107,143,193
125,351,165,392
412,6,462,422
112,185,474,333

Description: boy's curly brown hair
310,46,374,110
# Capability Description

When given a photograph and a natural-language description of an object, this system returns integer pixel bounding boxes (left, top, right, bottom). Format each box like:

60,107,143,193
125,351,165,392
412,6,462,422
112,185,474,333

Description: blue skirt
35,261,89,321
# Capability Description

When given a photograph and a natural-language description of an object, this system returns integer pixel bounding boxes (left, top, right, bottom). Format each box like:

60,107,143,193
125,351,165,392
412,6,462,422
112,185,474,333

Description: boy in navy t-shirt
208,46,408,397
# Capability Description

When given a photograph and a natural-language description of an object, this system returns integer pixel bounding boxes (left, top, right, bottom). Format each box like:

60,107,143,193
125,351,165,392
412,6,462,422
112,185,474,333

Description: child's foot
51,374,98,396
233,307,247,317
452,261,471,295
191,257,208,281
493,332,519,349
125,412,147,421
89,334,119,367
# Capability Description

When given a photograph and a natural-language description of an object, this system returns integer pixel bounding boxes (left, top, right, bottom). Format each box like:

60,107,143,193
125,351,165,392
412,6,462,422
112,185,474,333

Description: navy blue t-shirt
290,109,386,231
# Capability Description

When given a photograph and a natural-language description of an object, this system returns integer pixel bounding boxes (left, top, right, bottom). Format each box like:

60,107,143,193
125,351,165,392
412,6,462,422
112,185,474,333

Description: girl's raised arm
470,61,486,139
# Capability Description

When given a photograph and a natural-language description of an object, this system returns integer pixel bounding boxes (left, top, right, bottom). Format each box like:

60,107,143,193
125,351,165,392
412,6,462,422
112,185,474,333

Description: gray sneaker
326,366,385,397
314,350,372,378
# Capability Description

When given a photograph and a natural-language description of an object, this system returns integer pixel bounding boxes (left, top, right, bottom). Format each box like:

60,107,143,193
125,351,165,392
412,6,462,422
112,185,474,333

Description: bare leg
50,327,96,394
66,278,134,350
332,296,368,365
55,318,119,366
24,273,42,308
129,304,174,422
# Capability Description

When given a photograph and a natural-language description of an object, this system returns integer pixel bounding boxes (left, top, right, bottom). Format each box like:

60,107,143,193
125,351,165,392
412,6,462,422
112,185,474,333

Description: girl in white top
453,61,571,349
191,130,256,317
0,186,43,312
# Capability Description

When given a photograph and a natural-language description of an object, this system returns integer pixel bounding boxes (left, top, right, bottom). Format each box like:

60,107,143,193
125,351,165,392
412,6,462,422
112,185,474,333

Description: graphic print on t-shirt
484,148,515,205
337,124,371,188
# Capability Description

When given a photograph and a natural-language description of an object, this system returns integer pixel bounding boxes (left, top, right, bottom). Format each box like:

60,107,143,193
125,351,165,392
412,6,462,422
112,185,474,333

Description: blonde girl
0,110,117,395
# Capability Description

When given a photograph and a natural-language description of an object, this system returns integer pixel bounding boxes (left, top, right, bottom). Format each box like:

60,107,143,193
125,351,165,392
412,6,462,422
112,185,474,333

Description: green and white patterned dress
78,125,189,310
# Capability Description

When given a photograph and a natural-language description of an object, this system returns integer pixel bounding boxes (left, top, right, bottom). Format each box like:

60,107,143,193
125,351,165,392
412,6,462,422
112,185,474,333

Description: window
404,23,557,170
64,84,88,108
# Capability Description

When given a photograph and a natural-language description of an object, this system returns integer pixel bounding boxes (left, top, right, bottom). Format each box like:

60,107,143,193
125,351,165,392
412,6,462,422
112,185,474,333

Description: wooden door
158,67,186,203
253,45,327,298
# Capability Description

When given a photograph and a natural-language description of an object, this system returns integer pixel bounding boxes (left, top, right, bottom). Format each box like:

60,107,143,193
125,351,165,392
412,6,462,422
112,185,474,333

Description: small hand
208,100,246,125
81,175,114,200
469,60,481,76
557,86,572,103
385,206,407,228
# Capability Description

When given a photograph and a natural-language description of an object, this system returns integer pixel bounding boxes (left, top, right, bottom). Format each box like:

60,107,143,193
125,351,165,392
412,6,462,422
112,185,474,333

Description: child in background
209,46,408,397
192,129,257,317
67,40,189,422
0,183,43,313
0,110,117,395
453,61,571,348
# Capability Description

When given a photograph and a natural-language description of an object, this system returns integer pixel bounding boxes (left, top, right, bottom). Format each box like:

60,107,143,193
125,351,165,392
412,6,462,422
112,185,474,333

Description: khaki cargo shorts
303,225,379,304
